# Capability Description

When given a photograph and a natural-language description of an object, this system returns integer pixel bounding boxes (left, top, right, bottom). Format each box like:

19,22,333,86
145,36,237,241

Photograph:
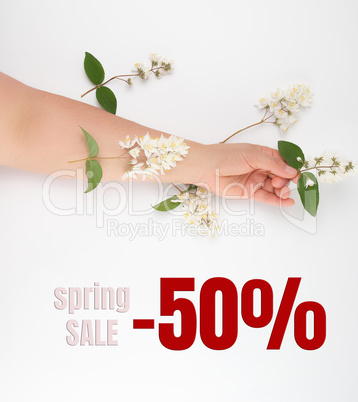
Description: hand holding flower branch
72,56,356,233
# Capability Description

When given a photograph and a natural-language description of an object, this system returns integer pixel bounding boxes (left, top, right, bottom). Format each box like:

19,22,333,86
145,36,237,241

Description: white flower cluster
132,53,174,80
119,133,190,180
304,152,357,184
257,84,313,132
173,187,218,234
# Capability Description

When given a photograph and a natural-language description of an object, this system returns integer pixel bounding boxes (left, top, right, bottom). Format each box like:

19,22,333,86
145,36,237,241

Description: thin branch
81,66,164,97
221,112,275,143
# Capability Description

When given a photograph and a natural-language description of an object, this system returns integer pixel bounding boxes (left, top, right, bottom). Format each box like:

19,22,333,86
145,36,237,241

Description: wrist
159,140,211,185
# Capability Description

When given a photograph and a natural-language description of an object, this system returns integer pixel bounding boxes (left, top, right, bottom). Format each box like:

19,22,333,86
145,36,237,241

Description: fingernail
284,164,297,176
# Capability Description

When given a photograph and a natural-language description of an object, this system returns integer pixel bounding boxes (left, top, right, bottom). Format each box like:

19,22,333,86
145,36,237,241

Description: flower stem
68,157,88,163
172,184,183,193
300,165,335,172
221,113,275,143
68,155,124,164
81,66,165,98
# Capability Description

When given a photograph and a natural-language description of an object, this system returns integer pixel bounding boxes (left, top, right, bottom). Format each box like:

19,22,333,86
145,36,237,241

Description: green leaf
85,160,103,193
80,127,99,158
297,172,319,217
278,140,305,169
153,184,198,212
152,195,181,211
84,52,105,85
96,86,117,114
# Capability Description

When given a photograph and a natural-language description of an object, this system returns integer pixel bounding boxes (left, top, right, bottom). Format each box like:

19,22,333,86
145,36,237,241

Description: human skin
0,72,298,206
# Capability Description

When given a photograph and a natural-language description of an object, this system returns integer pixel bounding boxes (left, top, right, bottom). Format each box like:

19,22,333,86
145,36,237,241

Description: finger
272,176,290,189
263,178,290,199
242,171,268,197
274,186,291,199
292,174,300,184
249,146,298,179
262,178,274,193
254,189,295,206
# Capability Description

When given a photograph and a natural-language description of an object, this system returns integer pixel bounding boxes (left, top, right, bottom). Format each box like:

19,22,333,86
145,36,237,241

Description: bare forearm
0,73,298,206
0,72,205,183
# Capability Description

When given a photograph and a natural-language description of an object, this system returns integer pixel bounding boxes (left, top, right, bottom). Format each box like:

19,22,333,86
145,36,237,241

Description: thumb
251,151,298,178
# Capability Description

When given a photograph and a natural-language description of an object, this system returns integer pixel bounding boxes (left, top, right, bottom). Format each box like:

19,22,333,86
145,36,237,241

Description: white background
1,0,358,401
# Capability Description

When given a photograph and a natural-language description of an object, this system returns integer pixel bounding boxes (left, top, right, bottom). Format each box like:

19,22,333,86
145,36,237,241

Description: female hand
164,142,299,207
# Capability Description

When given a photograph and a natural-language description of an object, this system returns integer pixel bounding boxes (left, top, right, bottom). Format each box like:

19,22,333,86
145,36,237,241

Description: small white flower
121,166,144,180
172,192,191,203
132,63,150,79
119,135,136,149
297,84,313,106
160,58,174,72
154,69,162,79
256,96,271,109
297,93,311,107
285,85,301,101
146,155,161,170
121,171,131,180
196,187,208,197
268,99,281,112
274,109,288,120
129,146,141,159
158,136,169,151
283,100,300,113
149,53,163,66
276,113,298,132
136,133,151,149
270,89,285,101
131,161,144,168
305,178,315,188
142,167,159,179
